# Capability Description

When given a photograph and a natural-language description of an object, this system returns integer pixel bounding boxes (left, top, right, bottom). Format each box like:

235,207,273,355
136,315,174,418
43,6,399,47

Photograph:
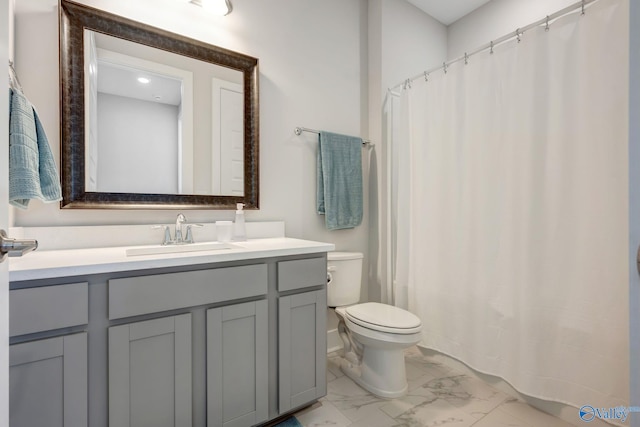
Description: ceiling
14,0,56,13
98,61,183,106
407,0,492,25
15,0,491,26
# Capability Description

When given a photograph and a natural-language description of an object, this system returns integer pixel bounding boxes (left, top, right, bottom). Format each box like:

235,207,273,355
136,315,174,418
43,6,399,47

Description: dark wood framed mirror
59,0,259,209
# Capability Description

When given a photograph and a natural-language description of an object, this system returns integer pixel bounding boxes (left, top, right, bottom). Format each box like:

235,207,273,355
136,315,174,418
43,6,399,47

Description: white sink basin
126,241,239,257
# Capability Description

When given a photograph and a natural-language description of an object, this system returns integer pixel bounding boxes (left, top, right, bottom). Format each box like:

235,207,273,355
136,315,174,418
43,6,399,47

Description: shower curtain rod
390,0,598,91
294,126,374,147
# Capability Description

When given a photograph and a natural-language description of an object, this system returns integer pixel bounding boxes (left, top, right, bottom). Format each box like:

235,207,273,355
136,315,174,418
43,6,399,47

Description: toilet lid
345,302,422,333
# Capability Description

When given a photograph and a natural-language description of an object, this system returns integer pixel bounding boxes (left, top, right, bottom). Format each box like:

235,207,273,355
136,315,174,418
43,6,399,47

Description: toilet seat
344,302,422,335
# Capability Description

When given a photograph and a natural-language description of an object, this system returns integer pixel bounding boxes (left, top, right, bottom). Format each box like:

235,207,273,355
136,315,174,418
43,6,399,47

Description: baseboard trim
327,328,343,353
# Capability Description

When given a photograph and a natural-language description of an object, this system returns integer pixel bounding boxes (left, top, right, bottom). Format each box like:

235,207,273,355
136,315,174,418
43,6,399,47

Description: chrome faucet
175,213,186,243
184,223,203,243
154,213,202,245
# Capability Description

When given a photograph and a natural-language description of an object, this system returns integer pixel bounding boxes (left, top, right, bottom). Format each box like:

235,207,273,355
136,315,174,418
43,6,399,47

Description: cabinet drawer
109,264,268,320
10,283,88,337
277,257,326,292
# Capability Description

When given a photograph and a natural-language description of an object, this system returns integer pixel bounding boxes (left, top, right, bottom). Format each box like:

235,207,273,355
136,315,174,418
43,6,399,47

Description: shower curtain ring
581,0,585,15
545,16,550,31
490,41,494,54
443,62,448,74
516,28,521,43
424,71,429,82
464,52,469,65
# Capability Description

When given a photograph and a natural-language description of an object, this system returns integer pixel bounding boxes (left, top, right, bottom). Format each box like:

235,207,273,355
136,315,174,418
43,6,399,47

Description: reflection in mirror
84,30,244,196
59,0,259,209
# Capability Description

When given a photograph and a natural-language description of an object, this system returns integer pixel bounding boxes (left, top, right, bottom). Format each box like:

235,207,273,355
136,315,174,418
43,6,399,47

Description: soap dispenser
233,203,247,241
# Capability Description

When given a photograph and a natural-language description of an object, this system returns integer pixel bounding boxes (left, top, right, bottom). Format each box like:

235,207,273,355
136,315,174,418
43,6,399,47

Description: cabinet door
10,333,87,427
207,300,268,427
109,313,191,427
278,289,327,413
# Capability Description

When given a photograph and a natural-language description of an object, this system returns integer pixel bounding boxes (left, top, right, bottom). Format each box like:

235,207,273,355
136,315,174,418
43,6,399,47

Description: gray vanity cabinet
206,300,268,427
10,252,329,427
9,282,89,427
10,333,88,427
108,313,192,427
277,258,328,414
107,263,269,427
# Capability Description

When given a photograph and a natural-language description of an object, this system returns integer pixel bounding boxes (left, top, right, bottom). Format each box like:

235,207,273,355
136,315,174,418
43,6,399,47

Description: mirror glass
60,0,259,209
85,31,245,196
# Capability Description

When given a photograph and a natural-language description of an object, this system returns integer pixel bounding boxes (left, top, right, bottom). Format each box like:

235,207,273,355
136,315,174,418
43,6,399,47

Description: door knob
0,229,38,263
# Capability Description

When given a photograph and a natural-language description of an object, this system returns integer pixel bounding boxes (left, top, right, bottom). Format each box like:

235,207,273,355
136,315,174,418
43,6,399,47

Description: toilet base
339,347,409,399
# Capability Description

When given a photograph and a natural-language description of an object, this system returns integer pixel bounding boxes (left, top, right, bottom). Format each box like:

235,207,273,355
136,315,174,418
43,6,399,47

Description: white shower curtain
394,0,629,410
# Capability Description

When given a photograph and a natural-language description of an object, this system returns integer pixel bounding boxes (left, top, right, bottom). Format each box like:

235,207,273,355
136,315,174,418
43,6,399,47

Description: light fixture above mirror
190,0,233,16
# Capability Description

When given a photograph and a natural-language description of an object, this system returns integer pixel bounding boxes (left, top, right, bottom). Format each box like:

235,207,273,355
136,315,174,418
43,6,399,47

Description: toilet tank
327,251,363,307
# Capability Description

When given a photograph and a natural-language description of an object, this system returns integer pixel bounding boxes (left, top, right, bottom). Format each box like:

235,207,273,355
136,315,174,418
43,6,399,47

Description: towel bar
294,127,374,147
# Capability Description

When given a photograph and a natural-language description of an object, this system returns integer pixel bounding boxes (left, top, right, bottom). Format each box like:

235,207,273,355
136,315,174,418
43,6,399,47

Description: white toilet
327,251,422,398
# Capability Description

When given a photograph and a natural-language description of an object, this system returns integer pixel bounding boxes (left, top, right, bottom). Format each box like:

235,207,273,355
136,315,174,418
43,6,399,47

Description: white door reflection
212,78,244,196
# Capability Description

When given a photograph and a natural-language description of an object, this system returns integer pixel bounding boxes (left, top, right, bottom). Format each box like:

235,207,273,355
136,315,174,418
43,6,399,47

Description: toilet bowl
327,252,422,398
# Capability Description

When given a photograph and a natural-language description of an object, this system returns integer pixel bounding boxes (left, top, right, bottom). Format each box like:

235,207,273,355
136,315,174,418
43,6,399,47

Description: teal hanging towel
9,88,62,209
316,131,363,230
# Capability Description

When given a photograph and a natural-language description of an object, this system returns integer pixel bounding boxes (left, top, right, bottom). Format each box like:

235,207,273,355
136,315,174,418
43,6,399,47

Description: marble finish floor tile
405,347,458,378
468,406,534,427
386,397,479,427
496,399,576,427
415,374,510,418
325,375,389,423
340,408,399,427
295,399,352,427
293,347,578,427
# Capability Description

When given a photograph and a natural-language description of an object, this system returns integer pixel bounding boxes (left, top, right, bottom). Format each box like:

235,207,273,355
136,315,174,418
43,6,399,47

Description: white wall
447,0,578,60
381,1,448,93
367,0,446,303
97,93,179,194
629,1,640,424
13,0,371,294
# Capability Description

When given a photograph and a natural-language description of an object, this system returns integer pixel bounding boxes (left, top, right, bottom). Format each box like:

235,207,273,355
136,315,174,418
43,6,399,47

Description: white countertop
9,238,335,282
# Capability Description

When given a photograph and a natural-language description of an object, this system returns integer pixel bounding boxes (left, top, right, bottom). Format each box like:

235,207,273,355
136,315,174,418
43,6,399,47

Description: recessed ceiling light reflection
137,77,150,84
